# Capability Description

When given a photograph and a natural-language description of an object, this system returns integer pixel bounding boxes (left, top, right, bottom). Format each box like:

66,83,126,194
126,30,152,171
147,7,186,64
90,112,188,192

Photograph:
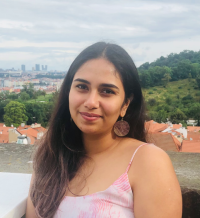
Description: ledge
167,151,200,218
0,144,199,217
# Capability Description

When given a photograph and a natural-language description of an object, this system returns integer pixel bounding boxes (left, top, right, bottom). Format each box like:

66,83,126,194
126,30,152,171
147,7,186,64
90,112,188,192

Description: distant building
35,64,40,71
42,65,48,71
21,65,25,72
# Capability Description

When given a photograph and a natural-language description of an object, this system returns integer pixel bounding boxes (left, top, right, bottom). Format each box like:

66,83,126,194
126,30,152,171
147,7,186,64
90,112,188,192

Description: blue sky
0,0,200,71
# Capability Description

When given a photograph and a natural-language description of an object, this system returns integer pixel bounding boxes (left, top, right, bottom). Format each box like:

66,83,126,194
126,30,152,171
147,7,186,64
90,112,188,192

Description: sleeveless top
54,143,147,218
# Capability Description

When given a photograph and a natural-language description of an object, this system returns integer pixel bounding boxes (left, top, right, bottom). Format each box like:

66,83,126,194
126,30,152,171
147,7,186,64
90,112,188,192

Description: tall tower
21,65,25,72
35,64,40,71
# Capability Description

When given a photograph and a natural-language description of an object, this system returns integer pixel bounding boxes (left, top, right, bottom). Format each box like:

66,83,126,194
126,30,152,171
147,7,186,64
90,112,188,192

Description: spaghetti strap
125,143,148,173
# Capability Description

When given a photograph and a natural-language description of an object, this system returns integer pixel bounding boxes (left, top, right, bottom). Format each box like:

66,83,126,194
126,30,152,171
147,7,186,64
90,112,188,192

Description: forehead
73,58,123,85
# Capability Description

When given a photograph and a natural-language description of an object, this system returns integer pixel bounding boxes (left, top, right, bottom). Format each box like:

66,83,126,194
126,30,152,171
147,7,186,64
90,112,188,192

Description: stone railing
0,143,199,217
167,151,200,218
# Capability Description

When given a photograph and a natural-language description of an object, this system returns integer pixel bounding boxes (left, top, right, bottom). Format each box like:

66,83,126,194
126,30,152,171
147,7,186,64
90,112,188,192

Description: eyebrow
73,78,119,90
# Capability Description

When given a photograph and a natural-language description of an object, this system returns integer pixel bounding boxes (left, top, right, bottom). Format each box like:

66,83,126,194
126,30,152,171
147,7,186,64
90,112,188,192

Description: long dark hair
30,42,146,217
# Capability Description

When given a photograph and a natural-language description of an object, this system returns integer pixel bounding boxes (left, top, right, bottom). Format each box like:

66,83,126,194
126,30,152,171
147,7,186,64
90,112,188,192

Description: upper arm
130,144,182,218
26,172,38,218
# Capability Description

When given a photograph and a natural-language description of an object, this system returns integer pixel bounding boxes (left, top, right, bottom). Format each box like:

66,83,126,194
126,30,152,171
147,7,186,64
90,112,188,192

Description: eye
101,89,115,95
76,84,88,90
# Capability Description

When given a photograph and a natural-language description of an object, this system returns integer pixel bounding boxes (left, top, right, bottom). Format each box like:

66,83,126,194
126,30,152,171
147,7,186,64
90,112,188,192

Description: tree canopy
3,101,28,127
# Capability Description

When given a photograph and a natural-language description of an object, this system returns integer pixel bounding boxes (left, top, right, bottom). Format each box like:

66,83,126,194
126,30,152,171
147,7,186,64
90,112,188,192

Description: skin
26,58,182,218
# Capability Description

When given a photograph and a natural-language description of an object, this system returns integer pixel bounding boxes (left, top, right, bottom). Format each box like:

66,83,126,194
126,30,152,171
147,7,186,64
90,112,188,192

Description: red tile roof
181,140,200,153
18,128,38,138
13,89,21,93
147,132,180,152
33,126,47,133
0,126,14,135
26,134,36,145
172,124,182,129
145,120,168,133
17,125,31,130
0,134,9,143
187,126,200,132
187,132,200,141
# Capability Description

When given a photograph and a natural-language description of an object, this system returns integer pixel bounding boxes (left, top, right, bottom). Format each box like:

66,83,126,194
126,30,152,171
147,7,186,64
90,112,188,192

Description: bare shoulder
128,143,182,218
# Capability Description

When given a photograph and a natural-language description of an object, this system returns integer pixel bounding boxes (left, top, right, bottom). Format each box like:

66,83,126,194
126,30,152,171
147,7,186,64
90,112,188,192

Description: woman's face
69,58,130,135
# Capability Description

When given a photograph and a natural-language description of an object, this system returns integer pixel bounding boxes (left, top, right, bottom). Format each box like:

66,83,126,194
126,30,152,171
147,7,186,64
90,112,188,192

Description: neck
83,131,121,156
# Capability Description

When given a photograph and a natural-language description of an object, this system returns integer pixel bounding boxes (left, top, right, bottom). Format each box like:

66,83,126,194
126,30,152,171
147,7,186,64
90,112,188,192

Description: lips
80,112,102,117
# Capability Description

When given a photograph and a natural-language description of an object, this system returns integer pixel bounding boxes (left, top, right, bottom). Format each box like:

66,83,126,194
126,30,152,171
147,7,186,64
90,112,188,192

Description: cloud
0,0,200,70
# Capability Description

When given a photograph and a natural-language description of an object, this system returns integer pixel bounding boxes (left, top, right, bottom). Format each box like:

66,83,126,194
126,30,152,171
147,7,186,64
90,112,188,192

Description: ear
120,95,133,117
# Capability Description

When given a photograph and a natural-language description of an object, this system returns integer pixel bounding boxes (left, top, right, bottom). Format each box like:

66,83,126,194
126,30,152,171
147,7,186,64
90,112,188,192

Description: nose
84,91,99,109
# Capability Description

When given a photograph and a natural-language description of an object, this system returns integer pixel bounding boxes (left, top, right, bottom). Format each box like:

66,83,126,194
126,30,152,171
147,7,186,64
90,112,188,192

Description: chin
78,126,99,134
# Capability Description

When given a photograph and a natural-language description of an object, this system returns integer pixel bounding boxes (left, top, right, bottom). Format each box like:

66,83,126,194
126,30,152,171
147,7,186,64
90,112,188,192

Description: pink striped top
54,143,147,218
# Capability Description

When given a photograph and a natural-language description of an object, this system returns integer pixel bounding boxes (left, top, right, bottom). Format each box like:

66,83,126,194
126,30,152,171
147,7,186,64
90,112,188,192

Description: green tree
20,92,30,101
3,101,28,127
0,91,9,101
22,83,35,98
148,98,157,106
169,108,187,124
188,103,200,126
196,76,200,89
139,70,152,88
188,73,192,82
156,109,168,123
25,102,53,127
42,90,46,97
165,96,172,105
163,73,172,86
0,100,10,122
8,93,18,100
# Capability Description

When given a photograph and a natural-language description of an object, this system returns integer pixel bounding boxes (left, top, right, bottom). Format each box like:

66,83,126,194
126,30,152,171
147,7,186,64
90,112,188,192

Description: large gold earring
114,117,130,137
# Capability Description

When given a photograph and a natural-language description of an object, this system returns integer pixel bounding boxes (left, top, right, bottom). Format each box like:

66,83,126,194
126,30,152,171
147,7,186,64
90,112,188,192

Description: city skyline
0,0,200,70
0,64,49,72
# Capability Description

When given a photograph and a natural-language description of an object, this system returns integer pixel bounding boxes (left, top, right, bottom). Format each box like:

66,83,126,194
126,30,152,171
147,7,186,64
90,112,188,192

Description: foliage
188,103,200,126
25,102,53,127
148,98,157,106
20,92,30,101
169,108,187,124
3,101,28,127
165,96,172,105
138,50,200,88
0,100,10,122
196,77,200,89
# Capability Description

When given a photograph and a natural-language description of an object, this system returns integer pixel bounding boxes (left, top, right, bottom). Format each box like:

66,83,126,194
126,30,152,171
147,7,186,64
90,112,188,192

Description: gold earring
114,117,130,137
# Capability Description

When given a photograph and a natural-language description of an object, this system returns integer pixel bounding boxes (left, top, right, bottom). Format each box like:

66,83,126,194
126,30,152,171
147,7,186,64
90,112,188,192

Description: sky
0,0,200,71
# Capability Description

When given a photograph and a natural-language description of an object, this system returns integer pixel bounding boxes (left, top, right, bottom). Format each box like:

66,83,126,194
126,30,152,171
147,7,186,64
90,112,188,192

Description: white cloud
0,0,200,70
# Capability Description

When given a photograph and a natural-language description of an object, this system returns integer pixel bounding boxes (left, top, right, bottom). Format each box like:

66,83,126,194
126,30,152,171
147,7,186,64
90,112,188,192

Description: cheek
101,101,122,118
69,90,83,113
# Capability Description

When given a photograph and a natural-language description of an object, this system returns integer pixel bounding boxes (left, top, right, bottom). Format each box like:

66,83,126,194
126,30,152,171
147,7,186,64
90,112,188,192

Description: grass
143,79,200,104
26,94,53,103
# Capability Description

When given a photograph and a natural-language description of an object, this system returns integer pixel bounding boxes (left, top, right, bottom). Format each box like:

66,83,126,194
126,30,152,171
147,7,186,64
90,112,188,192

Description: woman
26,42,182,218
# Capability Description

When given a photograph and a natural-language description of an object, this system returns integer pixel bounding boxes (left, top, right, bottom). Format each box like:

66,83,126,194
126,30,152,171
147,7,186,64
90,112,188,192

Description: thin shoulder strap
125,143,148,173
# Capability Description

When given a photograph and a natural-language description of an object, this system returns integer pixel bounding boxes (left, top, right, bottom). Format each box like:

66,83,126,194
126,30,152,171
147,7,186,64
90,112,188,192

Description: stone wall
0,143,199,217
167,152,200,218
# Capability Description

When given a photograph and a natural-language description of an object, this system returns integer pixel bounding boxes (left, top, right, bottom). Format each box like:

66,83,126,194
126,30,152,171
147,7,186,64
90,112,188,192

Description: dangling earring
114,117,130,137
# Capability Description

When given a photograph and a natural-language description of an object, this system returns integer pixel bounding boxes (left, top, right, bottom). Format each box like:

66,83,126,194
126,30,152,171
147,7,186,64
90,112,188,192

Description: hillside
143,78,200,125
138,50,200,70
143,79,200,103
